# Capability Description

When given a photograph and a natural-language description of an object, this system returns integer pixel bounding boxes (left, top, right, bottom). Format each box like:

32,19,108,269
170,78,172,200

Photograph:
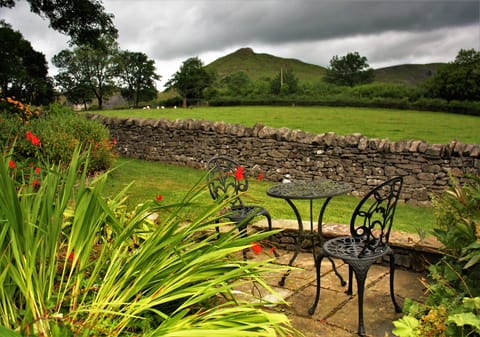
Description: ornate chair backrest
350,177,403,257
206,156,248,207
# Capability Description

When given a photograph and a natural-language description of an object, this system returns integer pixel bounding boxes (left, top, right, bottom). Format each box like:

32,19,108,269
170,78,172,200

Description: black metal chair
310,177,403,337
206,156,273,258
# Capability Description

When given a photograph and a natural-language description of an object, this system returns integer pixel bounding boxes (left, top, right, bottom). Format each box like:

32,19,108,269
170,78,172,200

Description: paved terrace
234,219,440,337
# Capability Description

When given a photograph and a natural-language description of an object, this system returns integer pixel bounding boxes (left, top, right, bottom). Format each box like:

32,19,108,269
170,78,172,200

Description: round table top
267,179,351,200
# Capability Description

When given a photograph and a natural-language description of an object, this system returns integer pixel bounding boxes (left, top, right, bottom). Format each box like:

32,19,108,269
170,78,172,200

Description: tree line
1,0,479,111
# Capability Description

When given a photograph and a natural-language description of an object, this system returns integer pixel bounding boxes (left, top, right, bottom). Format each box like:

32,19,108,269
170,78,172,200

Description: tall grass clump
0,144,297,336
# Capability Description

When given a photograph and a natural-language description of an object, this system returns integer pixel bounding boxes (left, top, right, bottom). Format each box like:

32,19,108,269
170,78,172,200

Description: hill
205,47,326,82
374,63,442,85
205,47,443,86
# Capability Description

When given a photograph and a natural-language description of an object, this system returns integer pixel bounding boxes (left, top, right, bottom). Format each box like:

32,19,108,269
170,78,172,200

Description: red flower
234,166,244,181
34,167,41,175
251,242,262,255
8,159,16,169
257,172,264,181
68,251,74,261
113,137,117,145
30,135,41,146
26,131,41,146
32,178,39,188
156,194,163,202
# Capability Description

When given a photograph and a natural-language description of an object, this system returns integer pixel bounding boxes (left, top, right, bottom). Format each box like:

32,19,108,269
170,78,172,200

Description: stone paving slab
241,245,427,337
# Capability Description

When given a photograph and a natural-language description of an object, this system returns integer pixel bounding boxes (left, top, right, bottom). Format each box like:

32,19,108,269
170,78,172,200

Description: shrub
0,99,115,173
0,146,296,336
393,174,480,337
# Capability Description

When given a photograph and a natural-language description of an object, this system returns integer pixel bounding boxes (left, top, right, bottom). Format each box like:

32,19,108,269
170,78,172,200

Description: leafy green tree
114,50,160,108
221,71,253,96
270,68,299,95
0,0,117,46
425,49,480,101
324,52,374,87
0,21,53,104
53,38,118,109
165,57,215,107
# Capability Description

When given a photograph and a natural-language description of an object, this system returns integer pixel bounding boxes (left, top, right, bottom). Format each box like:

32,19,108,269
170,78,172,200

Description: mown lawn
104,157,437,235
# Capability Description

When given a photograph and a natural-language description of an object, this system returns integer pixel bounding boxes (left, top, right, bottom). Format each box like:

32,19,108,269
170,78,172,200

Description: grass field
94,105,480,144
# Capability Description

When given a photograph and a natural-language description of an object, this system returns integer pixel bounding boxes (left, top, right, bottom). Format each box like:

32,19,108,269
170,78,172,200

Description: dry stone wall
86,114,480,204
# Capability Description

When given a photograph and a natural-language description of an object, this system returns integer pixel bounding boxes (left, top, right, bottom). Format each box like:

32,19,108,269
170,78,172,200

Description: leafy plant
393,174,480,337
0,145,297,336
1,100,115,172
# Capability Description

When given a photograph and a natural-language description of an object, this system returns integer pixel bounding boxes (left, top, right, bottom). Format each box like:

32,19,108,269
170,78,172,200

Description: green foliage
1,0,118,47
0,22,54,105
0,101,114,172
0,147,297,336
425,49,480,102
114,50,160,107
53,39,119,110
324,52,374,87
166,57,215,107
393,174,480,337
270,68,299,95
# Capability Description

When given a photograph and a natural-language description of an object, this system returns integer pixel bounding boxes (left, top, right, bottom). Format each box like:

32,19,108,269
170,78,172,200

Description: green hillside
205,47,326,82
205,47,443,86
374,63,442,85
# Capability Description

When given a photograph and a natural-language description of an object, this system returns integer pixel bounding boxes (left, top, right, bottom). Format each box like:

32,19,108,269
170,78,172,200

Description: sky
1,0,479,89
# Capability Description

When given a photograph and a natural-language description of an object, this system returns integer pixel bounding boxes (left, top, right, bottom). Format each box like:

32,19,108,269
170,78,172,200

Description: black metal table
266,179,351,291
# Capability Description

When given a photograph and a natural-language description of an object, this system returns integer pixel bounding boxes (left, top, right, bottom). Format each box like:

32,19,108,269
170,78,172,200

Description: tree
53,38,118,110
221,71,252,96
270,68,299,95
114,51,160,108
0,21,54,104
324,52,374,87
165,57,214,108
0,0,117,47
425,49,480,101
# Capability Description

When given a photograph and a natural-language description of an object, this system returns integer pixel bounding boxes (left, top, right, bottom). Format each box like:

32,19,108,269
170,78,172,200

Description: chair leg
308,254,325,315
389,252,402,313
350,262,372,337
347,265,353,295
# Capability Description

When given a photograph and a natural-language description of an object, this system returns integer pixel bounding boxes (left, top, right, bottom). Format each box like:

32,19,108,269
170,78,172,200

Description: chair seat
324,236,392,261
227,205,268,224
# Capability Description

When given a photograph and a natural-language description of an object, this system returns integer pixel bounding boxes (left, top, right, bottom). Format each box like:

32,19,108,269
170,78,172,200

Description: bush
0,98,115,173
393,174,480,337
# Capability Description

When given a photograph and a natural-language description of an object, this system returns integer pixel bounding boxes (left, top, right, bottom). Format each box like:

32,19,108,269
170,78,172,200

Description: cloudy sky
1,0,479,88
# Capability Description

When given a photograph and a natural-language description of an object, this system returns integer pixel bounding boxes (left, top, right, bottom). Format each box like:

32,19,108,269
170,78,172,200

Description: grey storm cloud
142,0,479,59
2,0,479,84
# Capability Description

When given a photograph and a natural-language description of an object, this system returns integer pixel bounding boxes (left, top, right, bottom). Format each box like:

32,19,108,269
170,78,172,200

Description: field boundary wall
86,114,480,204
